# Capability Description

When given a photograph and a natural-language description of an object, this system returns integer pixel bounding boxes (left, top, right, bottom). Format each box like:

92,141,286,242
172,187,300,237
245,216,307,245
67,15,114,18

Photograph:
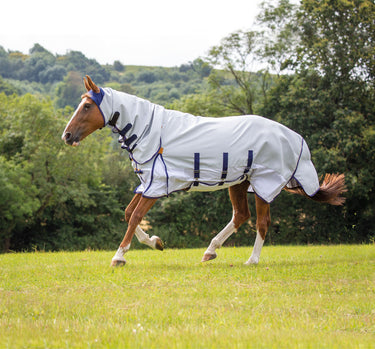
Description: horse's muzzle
62,132,80,147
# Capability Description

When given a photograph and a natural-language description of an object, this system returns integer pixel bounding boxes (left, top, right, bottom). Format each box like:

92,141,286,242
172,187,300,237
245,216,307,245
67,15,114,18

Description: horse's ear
84,75,100,93
83,76,91,91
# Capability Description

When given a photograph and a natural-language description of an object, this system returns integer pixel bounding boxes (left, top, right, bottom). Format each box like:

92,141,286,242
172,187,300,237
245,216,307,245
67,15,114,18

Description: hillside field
0,245,374,348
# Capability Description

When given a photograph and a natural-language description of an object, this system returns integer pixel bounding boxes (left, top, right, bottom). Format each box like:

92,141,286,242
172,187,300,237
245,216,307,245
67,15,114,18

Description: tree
113,60,125,72
256,0,299,74
296,0,374,85
55,71,83,108
0,157,39,251
191,58,212,78
206,31,270,115
0,93,127,251
259,0,375,242
18,48,56,82
167,92,229,117
0,76,20,95
137,71,157,83
29,43,51,55
39,65,67,83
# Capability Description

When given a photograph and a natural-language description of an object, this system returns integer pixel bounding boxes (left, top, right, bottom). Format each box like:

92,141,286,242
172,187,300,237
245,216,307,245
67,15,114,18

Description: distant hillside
0,43,211,108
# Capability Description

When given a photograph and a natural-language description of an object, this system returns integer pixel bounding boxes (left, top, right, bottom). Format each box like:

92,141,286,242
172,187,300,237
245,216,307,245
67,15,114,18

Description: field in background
0,245,374,348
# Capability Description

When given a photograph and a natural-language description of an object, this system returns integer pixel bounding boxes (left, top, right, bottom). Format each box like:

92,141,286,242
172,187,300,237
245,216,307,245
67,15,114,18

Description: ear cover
88,88,105,106
87,87,114,126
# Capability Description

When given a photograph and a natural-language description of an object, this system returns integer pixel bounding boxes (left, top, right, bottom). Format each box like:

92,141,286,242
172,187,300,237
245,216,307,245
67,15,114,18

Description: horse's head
61,75,105,146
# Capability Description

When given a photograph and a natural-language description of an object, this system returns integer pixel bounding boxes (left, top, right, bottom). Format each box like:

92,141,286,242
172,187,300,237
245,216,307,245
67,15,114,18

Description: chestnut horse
62,75,346,267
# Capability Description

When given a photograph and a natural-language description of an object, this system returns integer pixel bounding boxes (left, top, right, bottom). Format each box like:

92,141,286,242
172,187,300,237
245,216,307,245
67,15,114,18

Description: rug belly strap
193,152,200,187
244,150,253,174
219,152,229,186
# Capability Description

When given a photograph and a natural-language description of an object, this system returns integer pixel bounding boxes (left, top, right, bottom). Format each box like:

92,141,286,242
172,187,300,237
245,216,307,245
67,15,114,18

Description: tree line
0,45,210,109
0,0,374,252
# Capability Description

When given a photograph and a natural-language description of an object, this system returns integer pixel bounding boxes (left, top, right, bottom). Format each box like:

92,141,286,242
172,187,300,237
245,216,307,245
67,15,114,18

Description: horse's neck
111,89,161,141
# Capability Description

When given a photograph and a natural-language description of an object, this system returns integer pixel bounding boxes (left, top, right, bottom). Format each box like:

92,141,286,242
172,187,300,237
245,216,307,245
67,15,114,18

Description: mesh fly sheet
89,87,320,203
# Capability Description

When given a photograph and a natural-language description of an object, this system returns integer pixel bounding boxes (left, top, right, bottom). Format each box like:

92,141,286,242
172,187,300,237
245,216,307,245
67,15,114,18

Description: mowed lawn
0,245,374,348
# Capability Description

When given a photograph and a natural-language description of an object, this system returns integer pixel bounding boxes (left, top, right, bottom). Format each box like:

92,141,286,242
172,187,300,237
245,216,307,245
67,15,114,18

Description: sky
0,0,265,67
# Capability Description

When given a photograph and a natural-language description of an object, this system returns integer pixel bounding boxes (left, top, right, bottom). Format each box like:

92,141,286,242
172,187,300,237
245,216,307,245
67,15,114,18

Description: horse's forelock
81,93,92,100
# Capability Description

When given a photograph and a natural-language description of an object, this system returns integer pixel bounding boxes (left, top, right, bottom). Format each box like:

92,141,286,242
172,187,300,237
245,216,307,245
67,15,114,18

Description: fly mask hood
88,87,112,125
88,87,164,163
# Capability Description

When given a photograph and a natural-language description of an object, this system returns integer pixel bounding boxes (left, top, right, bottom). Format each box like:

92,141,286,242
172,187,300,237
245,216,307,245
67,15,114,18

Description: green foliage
0,76,20,95
206,30,270,115
260,72,374,243
167,91,229,117
297,0,374,84
0,44,212,108
0,157,39,250
0,44,108,88
190,58,212,78
113,64,209,105
113,60,125,72
55,71,84,109
256,0,300,73
0,93,127,251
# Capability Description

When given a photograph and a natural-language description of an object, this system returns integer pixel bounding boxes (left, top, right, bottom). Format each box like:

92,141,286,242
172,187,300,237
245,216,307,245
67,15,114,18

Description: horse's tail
285,173,347,206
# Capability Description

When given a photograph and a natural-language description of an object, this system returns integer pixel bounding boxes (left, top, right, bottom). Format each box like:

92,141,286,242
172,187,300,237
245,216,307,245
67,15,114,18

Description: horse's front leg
134,226,164,251
111,196,157,266
245,195,270,265
123,194,164,250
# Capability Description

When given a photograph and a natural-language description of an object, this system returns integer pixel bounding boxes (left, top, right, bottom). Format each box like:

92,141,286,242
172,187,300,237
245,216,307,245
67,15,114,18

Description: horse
62,75,346,267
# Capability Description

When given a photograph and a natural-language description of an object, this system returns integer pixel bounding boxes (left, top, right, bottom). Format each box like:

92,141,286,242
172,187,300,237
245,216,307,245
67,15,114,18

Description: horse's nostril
65,132,72,142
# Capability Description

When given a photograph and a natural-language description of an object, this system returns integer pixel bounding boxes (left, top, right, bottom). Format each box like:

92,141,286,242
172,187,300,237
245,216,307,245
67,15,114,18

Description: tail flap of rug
290,140,320,196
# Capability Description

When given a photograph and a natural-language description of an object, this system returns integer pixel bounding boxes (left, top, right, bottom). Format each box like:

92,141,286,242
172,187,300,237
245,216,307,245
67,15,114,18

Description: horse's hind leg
245,195,270,265
125,194,164,251
202,181,250,262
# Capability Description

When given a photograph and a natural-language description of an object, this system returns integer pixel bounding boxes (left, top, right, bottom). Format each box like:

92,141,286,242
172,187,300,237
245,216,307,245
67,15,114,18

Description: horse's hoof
244,257,259,265
152,236,164,251
111,259,126,267
201,253,217,262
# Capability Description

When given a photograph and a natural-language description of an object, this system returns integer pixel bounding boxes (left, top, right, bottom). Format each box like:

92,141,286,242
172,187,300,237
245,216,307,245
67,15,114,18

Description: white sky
0,0,265,67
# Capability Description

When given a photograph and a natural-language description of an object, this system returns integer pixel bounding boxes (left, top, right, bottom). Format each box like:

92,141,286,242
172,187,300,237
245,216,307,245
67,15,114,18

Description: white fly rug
89,87,320,203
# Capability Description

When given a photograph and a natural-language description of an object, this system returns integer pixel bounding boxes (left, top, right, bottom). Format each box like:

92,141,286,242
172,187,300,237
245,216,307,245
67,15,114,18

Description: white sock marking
245,231,264,265
112,244,130,263
204,218,237,256
134,226,159,249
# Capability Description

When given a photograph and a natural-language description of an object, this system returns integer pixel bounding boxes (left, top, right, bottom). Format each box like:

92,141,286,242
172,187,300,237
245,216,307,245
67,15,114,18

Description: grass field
0,245,374,348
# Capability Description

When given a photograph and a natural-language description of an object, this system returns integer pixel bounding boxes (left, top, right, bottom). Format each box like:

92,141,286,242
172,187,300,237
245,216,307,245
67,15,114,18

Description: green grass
0,245,374,348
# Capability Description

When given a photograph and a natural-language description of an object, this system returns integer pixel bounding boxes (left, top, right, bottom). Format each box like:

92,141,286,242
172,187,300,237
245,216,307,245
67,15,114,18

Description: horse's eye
84,103,91,110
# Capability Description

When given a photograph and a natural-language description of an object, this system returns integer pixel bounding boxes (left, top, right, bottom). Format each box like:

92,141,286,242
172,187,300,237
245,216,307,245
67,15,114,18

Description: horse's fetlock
258,230,266,240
